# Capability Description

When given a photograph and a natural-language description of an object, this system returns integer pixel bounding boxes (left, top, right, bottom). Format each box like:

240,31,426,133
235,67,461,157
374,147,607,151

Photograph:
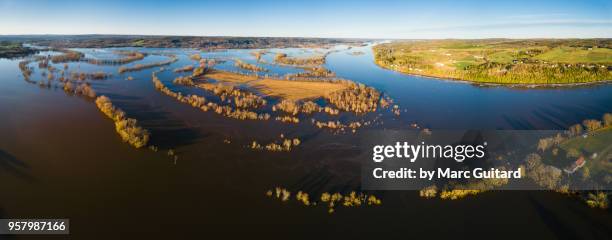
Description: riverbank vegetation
95,96,150,148
251,50,268,61
0,41,37,58
270,100,337,116
173,64,194,73
50,49,84,63
284,67,335,79
18,60,33,80
153,71,270,121
312,119,370,133
197,82,267,109
234,59,267,72
523,113,612,209
266,187,381,214
374,39,611,84
250,137,300,152
202,70,385,116
63,82,97,98
325,82,381,113
172,61,214,86
419,172,509,200
274,52,326,66
86,50,145,65
119,55,178,73
68,71,111,80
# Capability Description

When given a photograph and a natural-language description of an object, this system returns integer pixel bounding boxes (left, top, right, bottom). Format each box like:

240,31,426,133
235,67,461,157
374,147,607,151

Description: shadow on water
532,108,568,129
97,94,207,149
566,201,612,238
128,106,206,149
0,149,35,183
290,167,336,193
100,93,141,101
529,195,579,240
551,102,610,122
147,124,207,149
501,115,536,130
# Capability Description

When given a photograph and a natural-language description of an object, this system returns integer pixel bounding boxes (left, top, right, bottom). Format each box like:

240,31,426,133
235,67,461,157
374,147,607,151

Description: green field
534,47,611,63
560,127,612,178
0,41,37,58
373,39,612,84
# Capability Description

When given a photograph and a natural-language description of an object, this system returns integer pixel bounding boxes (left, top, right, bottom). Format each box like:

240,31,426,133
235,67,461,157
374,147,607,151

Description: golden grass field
203,70,347,101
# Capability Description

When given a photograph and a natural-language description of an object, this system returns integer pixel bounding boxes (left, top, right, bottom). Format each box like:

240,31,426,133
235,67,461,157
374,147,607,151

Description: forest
3,35,366,50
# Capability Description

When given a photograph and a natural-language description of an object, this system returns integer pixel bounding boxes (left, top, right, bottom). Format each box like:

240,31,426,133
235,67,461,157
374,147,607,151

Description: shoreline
373,62,612,89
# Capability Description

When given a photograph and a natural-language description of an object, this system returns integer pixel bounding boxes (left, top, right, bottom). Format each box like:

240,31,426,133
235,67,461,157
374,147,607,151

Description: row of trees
418,171,509,200
250,138,300,152
284,67,335,79
234,59,267,72
153,71,271,121
50,49,84,63
197,83,267,109
539,113,612,152
274,53,326,66
272,100,340,116
85,51,145,65
63,82,97,98
266,187,381,214
118,55,178,73
95,96,150,148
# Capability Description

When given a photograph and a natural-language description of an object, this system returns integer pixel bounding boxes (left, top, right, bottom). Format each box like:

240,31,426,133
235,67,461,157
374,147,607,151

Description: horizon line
0,33,610,40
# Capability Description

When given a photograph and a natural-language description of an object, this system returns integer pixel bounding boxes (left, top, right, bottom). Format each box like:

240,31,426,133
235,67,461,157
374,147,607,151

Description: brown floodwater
0,46,610,239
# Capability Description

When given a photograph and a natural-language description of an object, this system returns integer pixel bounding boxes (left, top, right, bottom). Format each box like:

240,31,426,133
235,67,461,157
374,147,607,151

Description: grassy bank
373,39,611,85
0,41,37,58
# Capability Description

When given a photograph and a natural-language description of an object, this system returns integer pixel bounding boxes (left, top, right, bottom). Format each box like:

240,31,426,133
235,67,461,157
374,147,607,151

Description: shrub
75,83,97,98
51,49,84,63
273,100,300,115
234,59,267,72
603,113,612,127
583,119,602,132
568,124,583,137
190,53,201,61
172,75,195,86
585,192,609,209
63,82,74,92
275,116,299,123
419,185,438,198
250,138,301,152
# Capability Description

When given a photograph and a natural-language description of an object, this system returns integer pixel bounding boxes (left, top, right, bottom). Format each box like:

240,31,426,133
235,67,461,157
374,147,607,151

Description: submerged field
373,39,612,84
203,70,349,101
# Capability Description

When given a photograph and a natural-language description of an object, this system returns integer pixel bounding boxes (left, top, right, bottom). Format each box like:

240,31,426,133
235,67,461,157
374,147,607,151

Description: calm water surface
0,45,610,239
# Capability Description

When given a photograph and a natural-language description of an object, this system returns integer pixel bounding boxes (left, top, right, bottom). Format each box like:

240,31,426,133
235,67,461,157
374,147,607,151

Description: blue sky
0,0,610,38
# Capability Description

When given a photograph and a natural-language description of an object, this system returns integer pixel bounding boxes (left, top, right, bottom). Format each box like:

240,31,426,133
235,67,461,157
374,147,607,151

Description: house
564,156,586,174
